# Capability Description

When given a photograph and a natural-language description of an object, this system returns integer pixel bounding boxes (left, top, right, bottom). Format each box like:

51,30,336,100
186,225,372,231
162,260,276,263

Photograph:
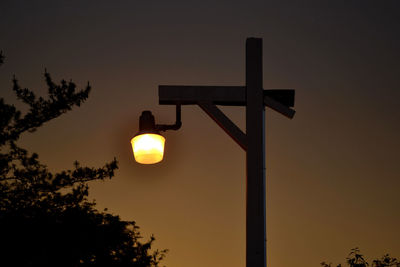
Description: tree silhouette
321,248,400,267
0,55,166,266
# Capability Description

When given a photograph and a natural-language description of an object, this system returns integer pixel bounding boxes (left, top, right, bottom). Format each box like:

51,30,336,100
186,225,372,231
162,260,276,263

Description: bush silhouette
321,248,399,267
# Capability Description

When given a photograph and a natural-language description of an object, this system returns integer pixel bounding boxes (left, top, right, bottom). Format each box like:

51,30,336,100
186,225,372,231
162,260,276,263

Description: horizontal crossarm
159,85,245,106
160,86,294,105
159,85,295,118
198,102,247,151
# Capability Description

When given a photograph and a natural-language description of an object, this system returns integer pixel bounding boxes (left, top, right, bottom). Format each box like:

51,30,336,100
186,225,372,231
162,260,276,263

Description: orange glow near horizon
131,133,165,164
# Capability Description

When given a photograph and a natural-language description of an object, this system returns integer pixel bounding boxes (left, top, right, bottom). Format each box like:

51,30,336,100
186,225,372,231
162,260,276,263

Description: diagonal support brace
264,95,296,119
198,102,247,151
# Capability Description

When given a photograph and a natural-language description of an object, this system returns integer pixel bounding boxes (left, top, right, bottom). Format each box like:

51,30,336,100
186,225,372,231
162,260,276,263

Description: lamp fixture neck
138,105,182,134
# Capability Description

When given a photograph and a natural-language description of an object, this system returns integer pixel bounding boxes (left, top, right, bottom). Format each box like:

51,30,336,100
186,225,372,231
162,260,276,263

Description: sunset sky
1,1,399,266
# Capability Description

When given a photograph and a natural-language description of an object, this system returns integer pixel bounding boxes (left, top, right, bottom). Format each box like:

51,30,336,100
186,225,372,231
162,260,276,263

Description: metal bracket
156,104,182,132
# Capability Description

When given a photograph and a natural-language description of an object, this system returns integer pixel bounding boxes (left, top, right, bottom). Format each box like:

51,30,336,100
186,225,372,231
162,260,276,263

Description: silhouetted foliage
0,56,166,266
321,248,400,267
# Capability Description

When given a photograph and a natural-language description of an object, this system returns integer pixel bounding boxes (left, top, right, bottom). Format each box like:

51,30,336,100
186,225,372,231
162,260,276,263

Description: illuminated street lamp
131,38,295,267
131,111,165,164
131,106,181,164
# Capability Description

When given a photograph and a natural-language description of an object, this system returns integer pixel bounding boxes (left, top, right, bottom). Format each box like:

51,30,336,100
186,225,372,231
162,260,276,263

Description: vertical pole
246,38,266,267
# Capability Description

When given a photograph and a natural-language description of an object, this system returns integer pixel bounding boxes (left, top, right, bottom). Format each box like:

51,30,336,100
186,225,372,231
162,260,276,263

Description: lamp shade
131,133,165,164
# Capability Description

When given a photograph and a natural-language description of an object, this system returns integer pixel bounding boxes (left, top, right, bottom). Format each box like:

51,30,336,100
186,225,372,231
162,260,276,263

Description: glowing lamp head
131,111,165,164
131,133,165,164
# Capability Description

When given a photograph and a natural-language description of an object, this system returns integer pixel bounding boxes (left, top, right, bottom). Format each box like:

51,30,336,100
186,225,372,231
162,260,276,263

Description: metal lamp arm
156,104,182,132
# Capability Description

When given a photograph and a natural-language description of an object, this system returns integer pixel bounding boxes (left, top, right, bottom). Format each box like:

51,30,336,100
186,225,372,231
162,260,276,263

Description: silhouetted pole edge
246,38,266,267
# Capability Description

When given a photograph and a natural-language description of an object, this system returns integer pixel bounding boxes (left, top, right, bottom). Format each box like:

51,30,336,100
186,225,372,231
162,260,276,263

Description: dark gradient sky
1,1,399,266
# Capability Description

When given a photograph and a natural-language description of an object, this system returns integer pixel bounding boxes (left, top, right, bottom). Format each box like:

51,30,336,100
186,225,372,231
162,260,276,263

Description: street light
131,38,295,267
131,111,165,164
131,105,181,164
